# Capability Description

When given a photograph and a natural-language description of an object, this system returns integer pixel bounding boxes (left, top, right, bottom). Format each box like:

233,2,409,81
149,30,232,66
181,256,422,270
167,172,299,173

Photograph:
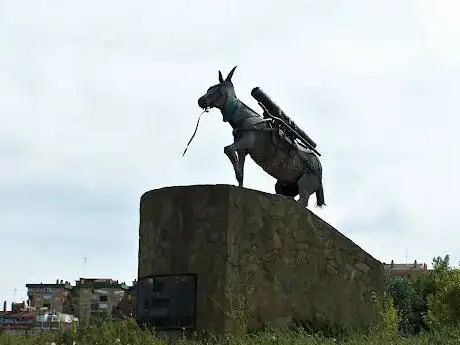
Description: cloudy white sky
1,0,459,304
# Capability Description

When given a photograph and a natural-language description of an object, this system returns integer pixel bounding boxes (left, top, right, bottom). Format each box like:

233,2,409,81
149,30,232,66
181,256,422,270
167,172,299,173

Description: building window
43,295,52,301
100,296,108,302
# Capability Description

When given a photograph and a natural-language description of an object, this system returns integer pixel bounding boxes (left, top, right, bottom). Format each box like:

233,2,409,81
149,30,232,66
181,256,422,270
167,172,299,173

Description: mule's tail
316,180,326,207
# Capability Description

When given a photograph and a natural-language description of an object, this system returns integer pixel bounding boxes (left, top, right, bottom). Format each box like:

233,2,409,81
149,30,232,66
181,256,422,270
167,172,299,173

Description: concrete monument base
136,184,384,334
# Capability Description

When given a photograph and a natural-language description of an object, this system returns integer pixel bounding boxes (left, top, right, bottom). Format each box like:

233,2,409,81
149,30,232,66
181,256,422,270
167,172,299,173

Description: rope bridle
181,108,209,157
181,85,232,157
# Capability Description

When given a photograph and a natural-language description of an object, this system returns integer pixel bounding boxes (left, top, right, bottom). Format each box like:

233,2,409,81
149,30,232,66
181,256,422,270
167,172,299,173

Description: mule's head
197,66,237,110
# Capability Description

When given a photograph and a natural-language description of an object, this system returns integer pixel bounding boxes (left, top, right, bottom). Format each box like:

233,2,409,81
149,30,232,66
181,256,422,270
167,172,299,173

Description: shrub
425,256,460,330
385,273,435,334
371,291,400,340
0,318,459,345
385,254,460,335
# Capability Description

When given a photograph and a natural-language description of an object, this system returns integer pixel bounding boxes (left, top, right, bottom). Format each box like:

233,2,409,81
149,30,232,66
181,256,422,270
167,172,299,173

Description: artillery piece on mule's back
195,66,325,208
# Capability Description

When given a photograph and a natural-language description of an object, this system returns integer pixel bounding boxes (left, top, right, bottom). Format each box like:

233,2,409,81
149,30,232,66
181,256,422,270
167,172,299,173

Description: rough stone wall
138,184,384,334
225,187,384,332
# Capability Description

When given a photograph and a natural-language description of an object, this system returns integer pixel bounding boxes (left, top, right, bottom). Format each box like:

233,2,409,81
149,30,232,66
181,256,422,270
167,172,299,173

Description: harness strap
231,118,273,136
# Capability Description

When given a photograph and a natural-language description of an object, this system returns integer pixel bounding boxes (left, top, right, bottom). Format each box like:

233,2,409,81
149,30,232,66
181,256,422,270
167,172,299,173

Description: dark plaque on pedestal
136,274,197,330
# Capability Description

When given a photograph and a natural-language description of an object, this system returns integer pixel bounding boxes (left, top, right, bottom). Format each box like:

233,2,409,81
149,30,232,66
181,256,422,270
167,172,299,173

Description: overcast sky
1,0,459,305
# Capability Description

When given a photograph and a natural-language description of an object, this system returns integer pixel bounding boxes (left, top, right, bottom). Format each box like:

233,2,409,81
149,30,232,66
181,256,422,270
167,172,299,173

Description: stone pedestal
136,184,384,334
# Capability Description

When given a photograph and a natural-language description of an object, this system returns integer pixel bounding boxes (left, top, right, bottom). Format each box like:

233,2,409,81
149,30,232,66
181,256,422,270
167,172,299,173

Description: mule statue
197,66,325,208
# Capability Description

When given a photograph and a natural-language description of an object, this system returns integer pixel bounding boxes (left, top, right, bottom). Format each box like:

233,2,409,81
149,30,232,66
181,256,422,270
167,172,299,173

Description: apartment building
113,279,137,318
26,280,73,314
71,278,128,324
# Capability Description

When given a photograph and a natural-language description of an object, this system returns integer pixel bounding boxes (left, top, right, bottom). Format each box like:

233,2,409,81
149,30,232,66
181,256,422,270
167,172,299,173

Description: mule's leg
235,150,247,187
223,132,256,186
224,145,238,172
297,172,320,208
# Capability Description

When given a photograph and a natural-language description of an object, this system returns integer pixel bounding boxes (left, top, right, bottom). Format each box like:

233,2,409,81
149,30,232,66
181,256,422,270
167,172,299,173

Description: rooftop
0,311,36,320
383,260,429,271
74,278,129,289
25,278,134,292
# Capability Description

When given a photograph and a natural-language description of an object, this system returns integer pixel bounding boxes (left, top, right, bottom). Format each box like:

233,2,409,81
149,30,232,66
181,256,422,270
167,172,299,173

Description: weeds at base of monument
211,284,256,335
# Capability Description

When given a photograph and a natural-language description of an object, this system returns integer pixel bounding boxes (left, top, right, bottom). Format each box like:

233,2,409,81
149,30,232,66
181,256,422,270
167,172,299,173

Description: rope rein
181,109,208,157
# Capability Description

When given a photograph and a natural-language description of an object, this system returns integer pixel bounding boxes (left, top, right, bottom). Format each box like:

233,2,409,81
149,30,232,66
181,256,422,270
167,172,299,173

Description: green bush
425,257,460,329
370,291,400,341
1,318,458,345
385,273,435,334
385,254,460,336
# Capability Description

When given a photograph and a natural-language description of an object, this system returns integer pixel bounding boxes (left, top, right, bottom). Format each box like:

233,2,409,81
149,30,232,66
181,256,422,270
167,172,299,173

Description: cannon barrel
251,87,318,149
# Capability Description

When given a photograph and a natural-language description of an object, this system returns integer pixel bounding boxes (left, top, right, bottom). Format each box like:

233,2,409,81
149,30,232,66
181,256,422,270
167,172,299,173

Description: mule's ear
225,66,237,82
218,71,224,83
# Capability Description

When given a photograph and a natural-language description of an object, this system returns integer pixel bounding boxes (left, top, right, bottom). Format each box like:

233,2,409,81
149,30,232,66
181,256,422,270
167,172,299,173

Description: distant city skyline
3,256,445,306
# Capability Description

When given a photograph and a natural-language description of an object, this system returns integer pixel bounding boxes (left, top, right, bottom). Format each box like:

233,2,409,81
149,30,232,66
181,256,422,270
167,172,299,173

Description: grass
1,319,459,345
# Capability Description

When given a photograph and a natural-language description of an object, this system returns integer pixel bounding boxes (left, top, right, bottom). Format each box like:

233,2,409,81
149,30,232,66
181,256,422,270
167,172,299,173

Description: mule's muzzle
198,96,207,109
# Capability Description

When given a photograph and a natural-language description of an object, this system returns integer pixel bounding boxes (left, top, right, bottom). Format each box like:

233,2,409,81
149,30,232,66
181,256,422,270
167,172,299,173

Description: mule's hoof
236,174,243,187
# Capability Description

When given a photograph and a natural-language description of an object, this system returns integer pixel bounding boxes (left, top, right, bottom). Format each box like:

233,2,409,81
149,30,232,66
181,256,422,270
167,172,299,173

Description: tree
385,275,434,335
432,255,450,272
425,255,460,329
384,255,452,335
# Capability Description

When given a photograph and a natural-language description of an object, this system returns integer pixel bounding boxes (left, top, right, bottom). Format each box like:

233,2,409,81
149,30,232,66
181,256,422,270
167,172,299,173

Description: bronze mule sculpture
197,66,325,208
